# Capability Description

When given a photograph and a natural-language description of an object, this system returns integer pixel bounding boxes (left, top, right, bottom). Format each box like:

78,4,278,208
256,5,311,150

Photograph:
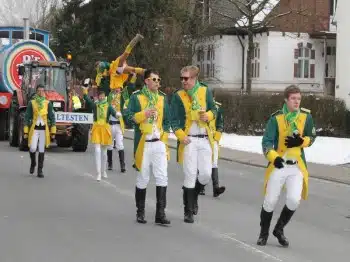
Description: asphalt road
0,139,349,262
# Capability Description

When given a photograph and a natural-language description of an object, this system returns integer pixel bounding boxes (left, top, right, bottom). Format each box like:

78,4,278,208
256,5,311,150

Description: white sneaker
102,171,108,179
96,173,101,181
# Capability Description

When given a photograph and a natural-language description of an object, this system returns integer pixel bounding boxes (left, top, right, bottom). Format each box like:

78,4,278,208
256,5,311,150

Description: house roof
309,31,336,39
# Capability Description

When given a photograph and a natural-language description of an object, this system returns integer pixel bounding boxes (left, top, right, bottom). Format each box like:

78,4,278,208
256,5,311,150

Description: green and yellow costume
262,106,316,200
23,95,56,148
170,82,217,164
83,89,117,145
125,87,171,171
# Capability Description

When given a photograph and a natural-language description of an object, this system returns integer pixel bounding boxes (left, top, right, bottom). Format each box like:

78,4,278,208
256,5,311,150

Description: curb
124,132,350,186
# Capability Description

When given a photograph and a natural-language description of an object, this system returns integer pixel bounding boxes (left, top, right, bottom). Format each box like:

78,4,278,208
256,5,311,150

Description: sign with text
55,112,93,124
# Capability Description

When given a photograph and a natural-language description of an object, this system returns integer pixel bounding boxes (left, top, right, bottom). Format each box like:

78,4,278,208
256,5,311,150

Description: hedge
213,90,350,137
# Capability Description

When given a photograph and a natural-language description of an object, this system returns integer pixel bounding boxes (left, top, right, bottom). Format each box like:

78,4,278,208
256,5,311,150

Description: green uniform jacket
83,94,117,121
24,99,56,148
170,84,217,164
125,89,171,171
209,102,224,142
24,100,56,127
262,107,316,200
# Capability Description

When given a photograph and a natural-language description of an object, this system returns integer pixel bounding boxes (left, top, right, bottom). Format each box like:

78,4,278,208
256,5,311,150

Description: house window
252,43,260,78
210,64,215,77
330,0,337,16
294,43,315,79
197,47,204,62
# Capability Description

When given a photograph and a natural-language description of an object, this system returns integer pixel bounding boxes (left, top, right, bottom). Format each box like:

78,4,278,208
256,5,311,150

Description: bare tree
0,0,60,28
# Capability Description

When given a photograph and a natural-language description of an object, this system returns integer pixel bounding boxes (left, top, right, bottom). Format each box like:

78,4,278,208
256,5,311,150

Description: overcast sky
0,0,62,26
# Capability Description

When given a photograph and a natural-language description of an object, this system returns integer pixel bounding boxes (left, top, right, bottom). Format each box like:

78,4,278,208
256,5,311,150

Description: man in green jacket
24,84,56,178
171,65,217,223
257,85,316,247
125,69,171,226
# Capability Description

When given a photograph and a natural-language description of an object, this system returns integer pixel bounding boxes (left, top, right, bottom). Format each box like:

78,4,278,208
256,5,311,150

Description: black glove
285,133,304,148
273,157,284,169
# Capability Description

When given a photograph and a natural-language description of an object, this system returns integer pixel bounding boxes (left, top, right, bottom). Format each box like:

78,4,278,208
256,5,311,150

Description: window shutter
311,50,315,59
294,63,299,78
310,64,315,78
294,49,299,59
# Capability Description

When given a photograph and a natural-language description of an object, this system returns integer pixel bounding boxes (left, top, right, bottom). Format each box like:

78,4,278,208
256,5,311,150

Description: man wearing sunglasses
126,69,171,226
171,65,217,223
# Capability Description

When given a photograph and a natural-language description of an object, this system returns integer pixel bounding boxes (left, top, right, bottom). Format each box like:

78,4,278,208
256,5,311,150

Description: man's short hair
144,69,159,80
284,85,301,99
36,84,45,90
97,90,105,95
180,65,200,77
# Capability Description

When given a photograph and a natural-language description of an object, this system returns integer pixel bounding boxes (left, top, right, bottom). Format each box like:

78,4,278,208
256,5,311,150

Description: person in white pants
125,69,171,225
82,81,117,181
171,65,217,223
198,100,225,198
107,89,126,172
106,73,137,172
257,85,316,247
23,84,56,178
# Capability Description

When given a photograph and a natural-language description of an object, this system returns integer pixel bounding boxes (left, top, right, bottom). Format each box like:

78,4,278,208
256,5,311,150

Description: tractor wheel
72,123,89,152
8,99,19,147
0,110,8,141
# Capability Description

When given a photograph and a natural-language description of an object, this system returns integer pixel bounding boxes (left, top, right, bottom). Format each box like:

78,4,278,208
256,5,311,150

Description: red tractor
8,60,90,151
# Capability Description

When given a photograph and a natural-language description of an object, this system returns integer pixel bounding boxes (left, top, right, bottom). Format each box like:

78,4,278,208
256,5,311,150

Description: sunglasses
180,76,190,81
148,77,161,83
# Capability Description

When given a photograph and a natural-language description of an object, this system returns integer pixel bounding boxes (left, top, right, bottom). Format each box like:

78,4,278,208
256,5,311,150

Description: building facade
194,0,337,95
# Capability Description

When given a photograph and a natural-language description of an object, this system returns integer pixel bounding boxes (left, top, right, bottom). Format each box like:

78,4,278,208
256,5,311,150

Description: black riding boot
273,205,295,247
155,186,170,225
197,177,205,195
37,153,45,178
135,187,147,224
118,150,126,173
257,207,273,246
107,150,113,170
193,180,205,215
212,168,225,197
183,187,195,223
29,152,36,174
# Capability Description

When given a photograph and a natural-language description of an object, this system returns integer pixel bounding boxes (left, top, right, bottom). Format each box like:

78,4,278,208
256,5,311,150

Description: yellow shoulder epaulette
215,101,222,106
301,107,311,113
132,90,140,94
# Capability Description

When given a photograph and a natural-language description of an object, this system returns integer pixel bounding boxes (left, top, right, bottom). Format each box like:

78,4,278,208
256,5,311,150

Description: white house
334,0,350,108
194,0,337,95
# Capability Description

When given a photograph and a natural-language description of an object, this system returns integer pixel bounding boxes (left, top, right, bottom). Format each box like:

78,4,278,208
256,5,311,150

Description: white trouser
183,137,212,188
107,124,124,151
212,141,219,168
263,164,304,212
29,130,46,153
136,141,168,189
95,144,108,174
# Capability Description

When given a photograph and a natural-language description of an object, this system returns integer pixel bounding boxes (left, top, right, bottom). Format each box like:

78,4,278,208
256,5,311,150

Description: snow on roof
235,0,280,28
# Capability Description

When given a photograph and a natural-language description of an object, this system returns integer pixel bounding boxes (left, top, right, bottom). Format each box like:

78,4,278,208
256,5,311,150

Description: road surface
0,140,349,262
